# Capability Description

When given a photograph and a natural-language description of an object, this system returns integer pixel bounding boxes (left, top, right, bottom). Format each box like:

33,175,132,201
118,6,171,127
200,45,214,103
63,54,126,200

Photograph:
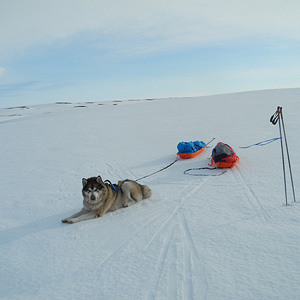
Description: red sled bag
209,142,239,168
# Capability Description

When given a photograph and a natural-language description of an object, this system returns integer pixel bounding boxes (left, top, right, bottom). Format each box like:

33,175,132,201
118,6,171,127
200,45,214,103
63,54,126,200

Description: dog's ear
96,176,103,183
82,178,88,186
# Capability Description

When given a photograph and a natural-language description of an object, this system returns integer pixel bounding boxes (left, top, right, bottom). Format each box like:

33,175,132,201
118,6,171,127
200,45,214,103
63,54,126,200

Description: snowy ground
0,88,300,300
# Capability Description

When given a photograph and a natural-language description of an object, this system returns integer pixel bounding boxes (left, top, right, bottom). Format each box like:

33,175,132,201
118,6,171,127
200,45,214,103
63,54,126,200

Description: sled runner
177,141,206,159
209,142,239,168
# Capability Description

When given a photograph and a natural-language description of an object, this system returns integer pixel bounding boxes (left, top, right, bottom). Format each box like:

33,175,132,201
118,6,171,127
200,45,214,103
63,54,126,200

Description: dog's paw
95,210,103,218
61,218,74,224
123,199,134,207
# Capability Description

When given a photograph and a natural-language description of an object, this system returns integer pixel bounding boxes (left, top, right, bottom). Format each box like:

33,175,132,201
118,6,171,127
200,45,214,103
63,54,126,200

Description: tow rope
239,137,281,149
135,157,179,182
184,167,227,177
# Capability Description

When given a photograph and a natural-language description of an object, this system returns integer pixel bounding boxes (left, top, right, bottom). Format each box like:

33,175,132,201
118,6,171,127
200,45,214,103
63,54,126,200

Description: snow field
0,88,300,299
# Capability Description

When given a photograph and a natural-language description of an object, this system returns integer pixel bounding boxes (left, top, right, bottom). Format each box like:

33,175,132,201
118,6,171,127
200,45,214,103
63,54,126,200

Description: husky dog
61,176,152,224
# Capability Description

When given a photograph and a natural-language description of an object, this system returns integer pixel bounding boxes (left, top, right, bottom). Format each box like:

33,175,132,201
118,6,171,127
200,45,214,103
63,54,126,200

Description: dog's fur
61,176,152,224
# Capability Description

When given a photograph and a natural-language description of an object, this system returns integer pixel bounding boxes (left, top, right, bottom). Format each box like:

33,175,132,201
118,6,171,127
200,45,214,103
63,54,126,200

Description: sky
0,0,300,108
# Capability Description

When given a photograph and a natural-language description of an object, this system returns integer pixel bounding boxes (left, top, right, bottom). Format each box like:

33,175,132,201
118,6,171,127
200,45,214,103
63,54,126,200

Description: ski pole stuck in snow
270,106,296,206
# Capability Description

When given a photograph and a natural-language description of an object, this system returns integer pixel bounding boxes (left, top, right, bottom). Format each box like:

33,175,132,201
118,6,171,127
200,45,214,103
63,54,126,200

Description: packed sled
209,142,239,168
177,141,206,159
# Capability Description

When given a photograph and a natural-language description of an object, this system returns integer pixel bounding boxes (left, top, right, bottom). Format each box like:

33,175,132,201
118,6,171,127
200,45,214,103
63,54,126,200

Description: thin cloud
1,0,300,57
0,67,5,75
0,79,73,97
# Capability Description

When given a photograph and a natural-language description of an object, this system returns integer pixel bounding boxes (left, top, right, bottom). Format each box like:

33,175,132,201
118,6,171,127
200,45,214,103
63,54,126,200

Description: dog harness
104,180,118,193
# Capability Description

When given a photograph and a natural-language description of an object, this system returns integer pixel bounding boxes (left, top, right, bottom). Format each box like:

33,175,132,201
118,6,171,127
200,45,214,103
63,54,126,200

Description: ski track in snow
178,211,208,300
150,221,177,299
142,179,210,299
144,174,219,299
97,211,162,269
230,167,271,223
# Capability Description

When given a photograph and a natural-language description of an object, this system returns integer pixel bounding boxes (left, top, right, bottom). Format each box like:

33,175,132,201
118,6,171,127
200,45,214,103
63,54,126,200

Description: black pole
280,108,296,203
277,107,288,206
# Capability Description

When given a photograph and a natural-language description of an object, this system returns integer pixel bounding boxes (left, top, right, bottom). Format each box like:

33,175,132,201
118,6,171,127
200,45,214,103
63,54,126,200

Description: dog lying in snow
61,176,152,224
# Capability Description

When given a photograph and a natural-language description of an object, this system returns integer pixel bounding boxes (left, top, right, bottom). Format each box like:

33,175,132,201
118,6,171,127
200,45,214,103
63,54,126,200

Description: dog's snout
91,195,96,201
